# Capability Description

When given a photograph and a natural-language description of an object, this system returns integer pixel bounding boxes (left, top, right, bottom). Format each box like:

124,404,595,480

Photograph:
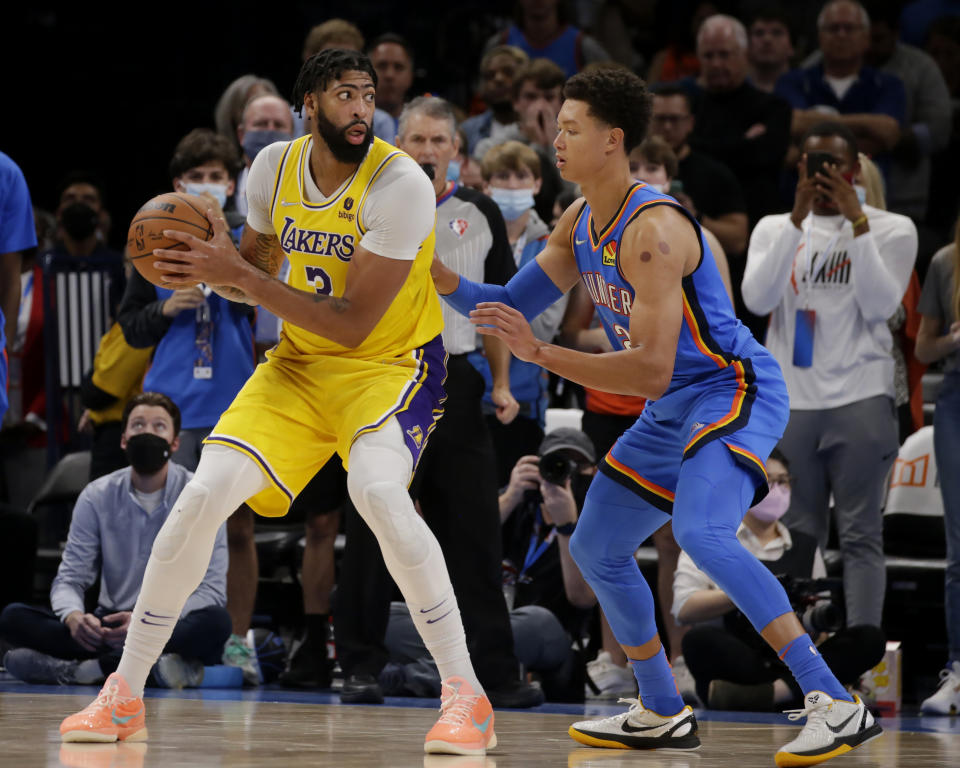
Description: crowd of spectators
1,0,959,715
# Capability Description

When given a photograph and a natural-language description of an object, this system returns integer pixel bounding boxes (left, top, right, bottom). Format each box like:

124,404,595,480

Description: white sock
348,421,482,695
116,445,267,696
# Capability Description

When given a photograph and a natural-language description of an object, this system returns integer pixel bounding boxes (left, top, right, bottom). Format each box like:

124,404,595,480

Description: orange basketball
126,192,214,287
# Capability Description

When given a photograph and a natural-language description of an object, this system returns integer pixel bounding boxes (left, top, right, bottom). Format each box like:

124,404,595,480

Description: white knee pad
348,420,429,567
153,481,210,563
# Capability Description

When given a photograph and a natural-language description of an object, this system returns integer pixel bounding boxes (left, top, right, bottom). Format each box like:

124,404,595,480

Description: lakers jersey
267,135,442,359
572,182,762,398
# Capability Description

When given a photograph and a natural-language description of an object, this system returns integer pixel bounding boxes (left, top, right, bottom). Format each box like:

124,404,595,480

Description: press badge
194,294,214,379
793,309,816,368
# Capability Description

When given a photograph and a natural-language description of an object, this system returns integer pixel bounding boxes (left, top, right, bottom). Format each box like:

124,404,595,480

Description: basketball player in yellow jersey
59,49,497,757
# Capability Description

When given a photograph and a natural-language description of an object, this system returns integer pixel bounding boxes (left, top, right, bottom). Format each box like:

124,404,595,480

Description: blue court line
2,679,957,735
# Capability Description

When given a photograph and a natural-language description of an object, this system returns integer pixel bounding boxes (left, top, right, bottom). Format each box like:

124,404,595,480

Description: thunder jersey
572,182,760,399
267,135,442,359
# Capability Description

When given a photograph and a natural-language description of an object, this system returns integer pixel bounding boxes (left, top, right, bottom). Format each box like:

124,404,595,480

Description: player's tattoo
312,294,350,313
211,284,248,300
251,232,284,275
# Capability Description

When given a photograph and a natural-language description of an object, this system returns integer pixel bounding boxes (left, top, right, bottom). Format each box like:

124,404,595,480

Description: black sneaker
278,640,332,689
340,673,384,704
3,648,79,685
486,678,544,708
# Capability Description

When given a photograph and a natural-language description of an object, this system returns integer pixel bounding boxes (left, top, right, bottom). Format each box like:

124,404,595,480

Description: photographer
379,428,598,701
673,450,885,711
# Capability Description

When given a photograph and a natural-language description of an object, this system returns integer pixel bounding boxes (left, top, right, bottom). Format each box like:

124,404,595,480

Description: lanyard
802,217,845,308
520,506,557,579
512,232,529,267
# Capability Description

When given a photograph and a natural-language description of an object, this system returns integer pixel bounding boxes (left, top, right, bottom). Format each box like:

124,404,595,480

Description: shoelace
437,689,481,727
591,697,645,724
784,698,831,724
84,683,131,713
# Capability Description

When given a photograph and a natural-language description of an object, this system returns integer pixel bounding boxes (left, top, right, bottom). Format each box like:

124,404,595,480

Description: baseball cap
538,427,596,464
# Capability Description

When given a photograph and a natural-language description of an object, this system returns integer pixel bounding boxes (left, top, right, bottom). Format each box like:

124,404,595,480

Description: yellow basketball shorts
204,334,447,517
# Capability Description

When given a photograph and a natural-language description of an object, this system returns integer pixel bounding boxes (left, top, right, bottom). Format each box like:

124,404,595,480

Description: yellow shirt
267,135,442,359
88,323,153,425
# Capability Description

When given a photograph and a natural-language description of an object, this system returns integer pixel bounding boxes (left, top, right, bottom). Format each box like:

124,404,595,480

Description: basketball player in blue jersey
432,67,880,767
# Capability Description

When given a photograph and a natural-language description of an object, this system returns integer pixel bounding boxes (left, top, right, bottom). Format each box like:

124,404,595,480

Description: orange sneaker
60,673,148,743
424,677,497,756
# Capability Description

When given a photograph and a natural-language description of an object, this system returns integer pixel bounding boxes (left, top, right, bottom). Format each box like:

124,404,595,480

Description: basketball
126,192,214,287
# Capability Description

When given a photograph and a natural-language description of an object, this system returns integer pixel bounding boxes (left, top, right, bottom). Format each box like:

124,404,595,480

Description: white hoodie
743,205,917,410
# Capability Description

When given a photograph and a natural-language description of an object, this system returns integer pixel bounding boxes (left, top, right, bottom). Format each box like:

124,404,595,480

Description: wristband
850,214,868,230
555,521,577,536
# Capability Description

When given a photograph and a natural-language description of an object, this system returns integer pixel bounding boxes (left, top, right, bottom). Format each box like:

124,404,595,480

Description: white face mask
490,187,535,221
183,182,229,209
853,184,867,206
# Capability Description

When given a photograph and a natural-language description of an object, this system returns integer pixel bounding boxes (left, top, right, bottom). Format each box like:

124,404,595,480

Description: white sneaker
775,692,881,767
585,651,637,700
921,661,960,715
671,655,703,708
568,697,700,750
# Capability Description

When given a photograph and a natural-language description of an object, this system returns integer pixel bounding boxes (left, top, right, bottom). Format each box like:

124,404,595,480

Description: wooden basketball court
1,687,958,767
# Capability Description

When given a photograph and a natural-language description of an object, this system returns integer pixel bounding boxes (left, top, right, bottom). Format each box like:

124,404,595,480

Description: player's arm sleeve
742,215,802,316
358,161,434,260
850,216,917,321
443,257,565,321
117,269,171,348
244,142,287,235
50,490,102,620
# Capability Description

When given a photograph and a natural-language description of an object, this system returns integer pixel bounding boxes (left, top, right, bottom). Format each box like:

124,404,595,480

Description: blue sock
778,634,851,702
629,647,686,716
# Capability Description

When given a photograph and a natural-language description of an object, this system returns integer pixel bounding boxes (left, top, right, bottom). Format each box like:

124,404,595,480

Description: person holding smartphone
743,121,917,633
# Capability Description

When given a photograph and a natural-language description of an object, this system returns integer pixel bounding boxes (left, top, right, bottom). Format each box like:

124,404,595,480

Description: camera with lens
538,450,578,486
777,574,846,634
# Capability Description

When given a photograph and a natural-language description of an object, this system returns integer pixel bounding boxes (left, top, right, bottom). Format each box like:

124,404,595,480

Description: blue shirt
50,462,228,621
775,64,906,126
0,151,37,418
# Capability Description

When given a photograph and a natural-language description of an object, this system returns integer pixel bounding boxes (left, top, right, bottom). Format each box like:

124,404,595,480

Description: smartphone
806,151,835,179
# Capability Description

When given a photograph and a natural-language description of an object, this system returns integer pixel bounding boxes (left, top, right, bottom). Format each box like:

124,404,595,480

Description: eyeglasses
768,474,792,487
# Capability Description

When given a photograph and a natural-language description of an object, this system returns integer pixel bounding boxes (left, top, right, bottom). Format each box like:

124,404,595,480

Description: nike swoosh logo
112,706,143,725
280,200,299,207
426,608,454,624
574,238,588,245
827,710,859,734
473,714,492,733
621,714,690,734
141,619,167,626
144,611,174,619
420,599,447,614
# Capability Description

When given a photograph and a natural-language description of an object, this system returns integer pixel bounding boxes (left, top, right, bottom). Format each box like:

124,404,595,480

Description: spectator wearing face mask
234,95,295,219
116,130,259,683
470,140,568,483
0,393,231,688
673,450,885,711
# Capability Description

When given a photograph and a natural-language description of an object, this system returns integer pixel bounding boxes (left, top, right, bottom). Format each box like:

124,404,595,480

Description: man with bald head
235,95,295,217
776,0,905,170
670,14,792,338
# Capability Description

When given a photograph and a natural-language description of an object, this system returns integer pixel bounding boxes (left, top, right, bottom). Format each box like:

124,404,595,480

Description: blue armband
443,258,564,321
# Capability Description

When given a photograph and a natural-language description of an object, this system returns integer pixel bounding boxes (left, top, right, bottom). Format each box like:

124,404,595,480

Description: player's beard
315,109,373,164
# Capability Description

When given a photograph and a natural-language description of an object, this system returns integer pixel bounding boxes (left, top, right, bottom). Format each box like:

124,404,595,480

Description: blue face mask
446,159,462,182
854,184,867,206
242,129,292,161
183,182,229,209
490,187,535,221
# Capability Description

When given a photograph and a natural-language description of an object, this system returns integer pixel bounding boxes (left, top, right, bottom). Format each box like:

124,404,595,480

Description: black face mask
125,433,171,475
60,202,99,241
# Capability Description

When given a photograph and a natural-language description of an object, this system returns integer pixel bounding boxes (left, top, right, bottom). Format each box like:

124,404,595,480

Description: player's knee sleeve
347,420,429,567
153,481,209,563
